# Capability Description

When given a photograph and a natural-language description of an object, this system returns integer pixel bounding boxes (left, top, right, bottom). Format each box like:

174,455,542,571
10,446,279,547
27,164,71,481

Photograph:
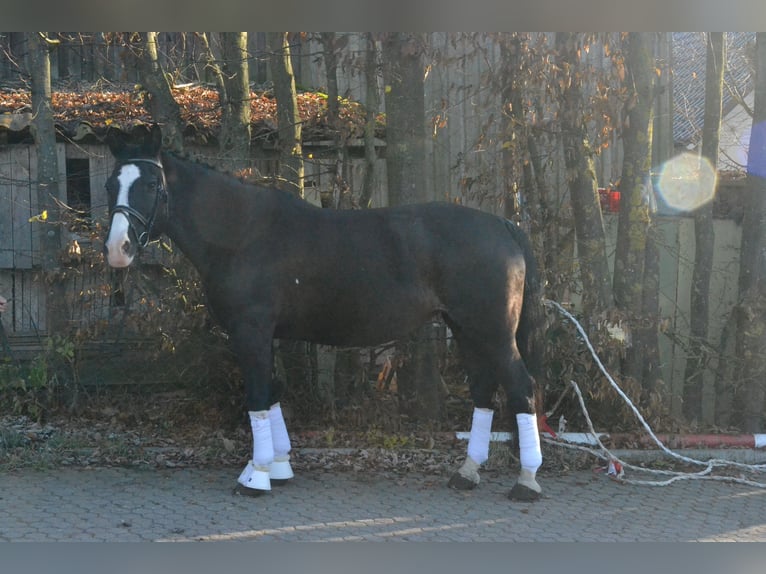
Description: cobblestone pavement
1,463,765,542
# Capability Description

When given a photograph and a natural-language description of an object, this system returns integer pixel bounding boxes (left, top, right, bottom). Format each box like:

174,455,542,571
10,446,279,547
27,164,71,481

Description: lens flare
747,120,766,178
657,153,717,211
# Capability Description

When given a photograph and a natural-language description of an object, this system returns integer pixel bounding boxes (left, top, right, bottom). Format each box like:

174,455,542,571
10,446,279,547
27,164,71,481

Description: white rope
542,299,766,488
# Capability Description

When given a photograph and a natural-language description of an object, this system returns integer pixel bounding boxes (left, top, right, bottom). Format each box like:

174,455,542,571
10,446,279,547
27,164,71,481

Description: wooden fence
0,32,750,425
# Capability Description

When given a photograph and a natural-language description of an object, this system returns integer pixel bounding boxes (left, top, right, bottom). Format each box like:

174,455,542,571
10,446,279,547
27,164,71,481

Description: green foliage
0,335,76,422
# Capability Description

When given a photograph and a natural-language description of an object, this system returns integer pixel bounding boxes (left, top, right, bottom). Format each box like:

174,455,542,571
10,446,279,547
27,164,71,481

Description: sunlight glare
657,153,717,211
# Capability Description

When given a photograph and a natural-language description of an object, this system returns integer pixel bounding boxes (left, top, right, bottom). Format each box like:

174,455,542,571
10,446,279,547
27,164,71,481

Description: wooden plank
0,269,12,335
0,149,14,268
85,143,113,222
1,268,38,335
56,143,67,204
11,146,33,269
21,268,45,333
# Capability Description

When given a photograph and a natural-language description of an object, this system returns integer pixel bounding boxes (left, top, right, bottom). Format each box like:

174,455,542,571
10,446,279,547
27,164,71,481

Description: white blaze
105,165,140,268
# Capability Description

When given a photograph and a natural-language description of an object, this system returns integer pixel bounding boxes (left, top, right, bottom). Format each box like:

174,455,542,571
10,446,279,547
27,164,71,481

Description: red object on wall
598,188,621,213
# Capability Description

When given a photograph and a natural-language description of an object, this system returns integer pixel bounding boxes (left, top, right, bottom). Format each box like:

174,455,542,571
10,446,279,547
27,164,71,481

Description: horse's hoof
448,472,478,490
233,484,269,497
507,483,541,502
270,478,290,487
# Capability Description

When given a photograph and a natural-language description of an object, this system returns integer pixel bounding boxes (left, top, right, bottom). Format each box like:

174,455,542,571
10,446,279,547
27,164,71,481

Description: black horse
104,125,546,501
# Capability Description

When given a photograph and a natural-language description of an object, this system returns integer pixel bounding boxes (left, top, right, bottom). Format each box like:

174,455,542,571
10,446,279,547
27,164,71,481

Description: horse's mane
161,150,309,207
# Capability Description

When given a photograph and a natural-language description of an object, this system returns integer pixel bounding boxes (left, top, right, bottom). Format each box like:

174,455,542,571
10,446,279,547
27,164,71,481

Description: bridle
110,158,168,249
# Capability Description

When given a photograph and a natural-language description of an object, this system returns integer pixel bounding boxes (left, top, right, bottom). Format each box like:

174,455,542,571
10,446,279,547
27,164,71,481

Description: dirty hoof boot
448,457,480,490
233,483,269,497
508,468,541,501
508,482,541,501
448,472,478,490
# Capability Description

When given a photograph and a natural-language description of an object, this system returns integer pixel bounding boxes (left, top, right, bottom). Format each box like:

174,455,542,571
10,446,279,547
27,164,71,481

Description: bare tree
27,32,66,332
683,32,724,423
218,33,251,171
359,33,379,209
736,33,766,432
613,32,658,388
555,32,613,320
318,32,352,208
268,32,304,197
137,32,184,152
381,32,444,421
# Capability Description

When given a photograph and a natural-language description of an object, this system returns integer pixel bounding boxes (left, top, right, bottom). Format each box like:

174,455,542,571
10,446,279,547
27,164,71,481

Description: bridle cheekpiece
111,158,168,249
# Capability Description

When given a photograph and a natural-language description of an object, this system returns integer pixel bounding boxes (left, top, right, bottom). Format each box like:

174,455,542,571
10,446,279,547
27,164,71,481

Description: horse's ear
105,127,128,158
145,124,163,156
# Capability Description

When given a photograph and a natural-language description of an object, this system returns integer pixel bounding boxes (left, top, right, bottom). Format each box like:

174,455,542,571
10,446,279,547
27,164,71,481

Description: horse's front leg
230,324,293,495
448,406,494,490
267,401,294,485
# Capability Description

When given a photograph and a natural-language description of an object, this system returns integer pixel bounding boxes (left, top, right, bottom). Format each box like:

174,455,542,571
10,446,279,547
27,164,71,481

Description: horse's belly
276,289,439,347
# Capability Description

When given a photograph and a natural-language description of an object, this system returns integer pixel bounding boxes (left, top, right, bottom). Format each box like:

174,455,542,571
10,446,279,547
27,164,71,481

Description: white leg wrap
269,403,294,481
269,403,292,456
516,413,542,473
237,410,274,491
249,410,274,467
466,407,494,465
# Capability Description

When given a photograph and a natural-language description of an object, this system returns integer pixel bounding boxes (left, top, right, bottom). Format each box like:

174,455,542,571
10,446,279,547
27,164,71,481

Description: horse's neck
161,156,271,279
162,159,229,277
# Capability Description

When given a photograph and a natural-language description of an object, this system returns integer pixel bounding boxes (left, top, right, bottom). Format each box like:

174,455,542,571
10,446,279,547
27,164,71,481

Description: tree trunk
217,32,251,172
640,225,662,394
359,33,379,209
613,32,656,386
683,32,724,423
28,32,66,333
268,32,310,404
382,32,444,422
138,32,184,152
268,32,304,198
317,32,365,408
319,32,352,209
737,33,766,432
556,32,613,320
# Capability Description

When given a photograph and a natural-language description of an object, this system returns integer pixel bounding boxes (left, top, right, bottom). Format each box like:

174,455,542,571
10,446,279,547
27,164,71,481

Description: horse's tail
505,220,545,388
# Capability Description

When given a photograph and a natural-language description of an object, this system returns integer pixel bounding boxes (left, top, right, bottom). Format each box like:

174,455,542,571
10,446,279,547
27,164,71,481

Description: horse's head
104,125,168,268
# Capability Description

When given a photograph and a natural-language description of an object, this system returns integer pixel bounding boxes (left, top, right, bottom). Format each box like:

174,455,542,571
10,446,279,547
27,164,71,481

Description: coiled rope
543,299,766,488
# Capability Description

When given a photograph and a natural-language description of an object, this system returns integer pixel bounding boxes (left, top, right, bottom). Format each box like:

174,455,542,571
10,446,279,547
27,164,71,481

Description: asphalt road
2,462,765,542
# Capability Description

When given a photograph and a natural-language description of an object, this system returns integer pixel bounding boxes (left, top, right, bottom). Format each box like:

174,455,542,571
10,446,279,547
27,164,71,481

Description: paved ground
1,462,765,542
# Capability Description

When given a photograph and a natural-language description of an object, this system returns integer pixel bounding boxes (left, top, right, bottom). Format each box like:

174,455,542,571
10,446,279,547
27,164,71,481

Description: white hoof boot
270,454,294,482
237,460,271,492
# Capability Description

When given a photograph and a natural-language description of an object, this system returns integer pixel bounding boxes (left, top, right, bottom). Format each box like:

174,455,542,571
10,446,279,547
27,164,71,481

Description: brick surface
0,465,765,541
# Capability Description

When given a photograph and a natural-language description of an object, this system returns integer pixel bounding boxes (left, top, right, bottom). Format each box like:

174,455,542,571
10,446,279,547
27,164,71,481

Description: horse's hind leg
447,337,543,501
447,344,499,491
502,355,542,502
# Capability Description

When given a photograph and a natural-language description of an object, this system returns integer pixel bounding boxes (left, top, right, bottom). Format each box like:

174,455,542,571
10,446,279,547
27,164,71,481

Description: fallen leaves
0,84,377,140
